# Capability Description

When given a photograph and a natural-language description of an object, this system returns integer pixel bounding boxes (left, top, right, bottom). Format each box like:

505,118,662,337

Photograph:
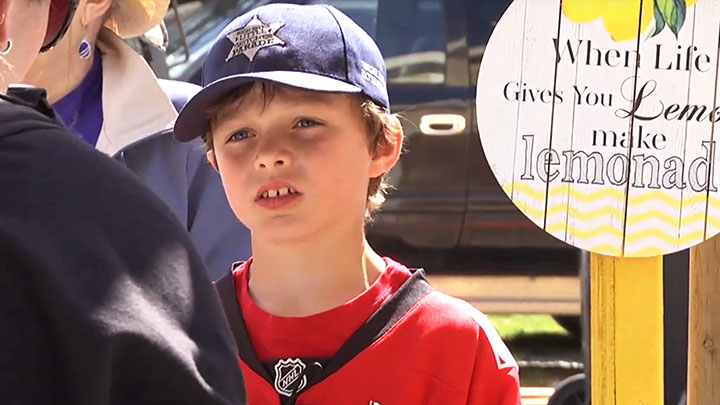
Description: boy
174,3,520,404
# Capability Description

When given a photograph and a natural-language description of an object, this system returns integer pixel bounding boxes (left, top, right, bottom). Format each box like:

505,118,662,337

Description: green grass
488,314,569,340
487,315,581,387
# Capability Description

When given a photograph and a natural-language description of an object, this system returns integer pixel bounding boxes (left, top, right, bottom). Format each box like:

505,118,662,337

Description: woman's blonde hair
204,81,400,221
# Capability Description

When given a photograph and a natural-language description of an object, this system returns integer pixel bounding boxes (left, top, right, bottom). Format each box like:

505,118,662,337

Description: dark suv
146,0,582,318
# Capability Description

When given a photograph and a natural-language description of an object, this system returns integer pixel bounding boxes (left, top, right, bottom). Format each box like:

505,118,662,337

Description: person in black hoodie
0,0,245,403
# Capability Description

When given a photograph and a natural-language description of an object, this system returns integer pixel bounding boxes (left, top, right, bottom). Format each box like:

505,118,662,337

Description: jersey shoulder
410,289,518,370
414,289,490,331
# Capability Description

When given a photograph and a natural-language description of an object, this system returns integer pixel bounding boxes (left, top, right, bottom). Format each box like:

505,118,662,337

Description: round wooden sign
477,0,720,257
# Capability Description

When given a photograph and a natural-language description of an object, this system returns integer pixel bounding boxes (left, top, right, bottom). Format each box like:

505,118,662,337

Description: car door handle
419,114,466,136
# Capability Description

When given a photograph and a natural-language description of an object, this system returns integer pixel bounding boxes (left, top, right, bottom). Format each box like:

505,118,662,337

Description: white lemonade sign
477,0,720,257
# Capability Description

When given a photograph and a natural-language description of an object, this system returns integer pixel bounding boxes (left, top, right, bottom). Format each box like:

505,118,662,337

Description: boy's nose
254,150,292,170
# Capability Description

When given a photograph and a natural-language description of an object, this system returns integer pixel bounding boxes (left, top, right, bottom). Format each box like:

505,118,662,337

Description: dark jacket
0,89,245,404
94,31,251,280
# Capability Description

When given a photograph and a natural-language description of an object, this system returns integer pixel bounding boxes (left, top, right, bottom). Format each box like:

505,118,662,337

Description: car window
466,0,512,88
309,0,447,85
307,0,378,35
163,0,273,69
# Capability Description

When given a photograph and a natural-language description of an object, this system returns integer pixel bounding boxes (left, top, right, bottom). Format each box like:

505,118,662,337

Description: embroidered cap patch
225,15,285,62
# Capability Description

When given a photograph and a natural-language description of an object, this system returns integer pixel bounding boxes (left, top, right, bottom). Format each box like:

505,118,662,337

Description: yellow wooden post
591,254,664,405
688,238,720,405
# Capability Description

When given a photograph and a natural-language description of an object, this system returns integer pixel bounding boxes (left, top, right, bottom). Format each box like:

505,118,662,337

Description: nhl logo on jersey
274,358,308,397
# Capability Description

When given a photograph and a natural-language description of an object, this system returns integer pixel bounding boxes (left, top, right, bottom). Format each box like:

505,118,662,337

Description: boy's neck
247,231,386,317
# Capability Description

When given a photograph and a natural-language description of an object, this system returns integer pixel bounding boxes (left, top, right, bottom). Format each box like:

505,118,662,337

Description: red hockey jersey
216,268,520,405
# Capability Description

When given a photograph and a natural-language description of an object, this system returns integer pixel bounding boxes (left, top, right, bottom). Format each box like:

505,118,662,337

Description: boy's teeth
261,187,298,199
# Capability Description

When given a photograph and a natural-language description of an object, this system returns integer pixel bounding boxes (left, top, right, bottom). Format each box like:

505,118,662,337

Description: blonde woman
24,0,250,279
0,0,244,402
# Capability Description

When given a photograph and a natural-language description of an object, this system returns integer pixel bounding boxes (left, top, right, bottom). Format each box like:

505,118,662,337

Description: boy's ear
206,150,219,172
369,115,403,178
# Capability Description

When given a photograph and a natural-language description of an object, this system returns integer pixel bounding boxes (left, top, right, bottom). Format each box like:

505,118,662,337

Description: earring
0,39,11,56
78,39,91,59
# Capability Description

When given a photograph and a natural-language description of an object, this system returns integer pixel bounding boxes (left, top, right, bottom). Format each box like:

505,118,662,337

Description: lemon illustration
563,0,699,42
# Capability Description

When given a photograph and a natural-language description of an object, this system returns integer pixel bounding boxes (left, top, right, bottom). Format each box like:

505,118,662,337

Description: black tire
553,315,582,337
548,374,587,405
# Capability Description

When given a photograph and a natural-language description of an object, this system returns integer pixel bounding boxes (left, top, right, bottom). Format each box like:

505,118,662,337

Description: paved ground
521,387,556,405
427,274,581,316
512,326,585,404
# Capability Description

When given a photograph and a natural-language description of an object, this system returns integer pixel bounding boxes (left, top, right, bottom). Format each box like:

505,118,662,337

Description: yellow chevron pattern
502,179,720,256
583,243,622,256
507,181,548,201
625,229,679,247
627,208,679,227
707,215,720,229
548,206,624,222
708,196,720,210
564,223,623,240
545,221,566,235
683,192,707,207
626,246,669,257
559,187,626,203
510,197,545,221
679,229,705,244
682,209,708,225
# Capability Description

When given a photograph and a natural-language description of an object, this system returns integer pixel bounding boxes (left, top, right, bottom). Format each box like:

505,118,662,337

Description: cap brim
173,71,362,142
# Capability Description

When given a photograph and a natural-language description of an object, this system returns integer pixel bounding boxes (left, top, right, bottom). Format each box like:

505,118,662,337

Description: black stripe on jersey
311,269,433,379
215,268,433,403
215,269,273,383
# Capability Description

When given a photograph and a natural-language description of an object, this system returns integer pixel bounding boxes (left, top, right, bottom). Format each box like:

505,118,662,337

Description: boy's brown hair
204,82,400,221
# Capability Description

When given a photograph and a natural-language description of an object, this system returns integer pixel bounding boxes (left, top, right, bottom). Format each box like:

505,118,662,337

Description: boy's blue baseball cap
174,3,389,142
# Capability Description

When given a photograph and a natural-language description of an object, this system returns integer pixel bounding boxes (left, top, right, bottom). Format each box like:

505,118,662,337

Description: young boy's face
208,84,391,243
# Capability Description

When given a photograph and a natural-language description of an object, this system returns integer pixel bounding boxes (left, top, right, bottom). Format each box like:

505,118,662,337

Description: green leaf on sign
656,0,687,38
648,2,666,38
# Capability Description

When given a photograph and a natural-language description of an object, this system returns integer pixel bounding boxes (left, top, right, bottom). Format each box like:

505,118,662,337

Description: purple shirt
53,51,104,146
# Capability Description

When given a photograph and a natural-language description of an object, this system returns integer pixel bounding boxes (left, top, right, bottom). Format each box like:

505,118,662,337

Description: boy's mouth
259,187,299,199
255,183,303,210
255,180,302,202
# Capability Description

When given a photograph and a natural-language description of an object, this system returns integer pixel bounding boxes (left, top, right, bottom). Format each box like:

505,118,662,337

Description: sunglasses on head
40,0,80,52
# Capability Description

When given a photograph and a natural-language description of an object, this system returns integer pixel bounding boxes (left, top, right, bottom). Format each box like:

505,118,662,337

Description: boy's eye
227,129,251,142
296,118,319,128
